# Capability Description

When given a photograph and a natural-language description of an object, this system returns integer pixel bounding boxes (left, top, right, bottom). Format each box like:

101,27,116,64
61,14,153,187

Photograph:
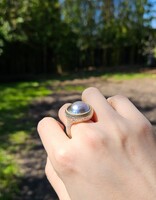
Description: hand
38,87,156,200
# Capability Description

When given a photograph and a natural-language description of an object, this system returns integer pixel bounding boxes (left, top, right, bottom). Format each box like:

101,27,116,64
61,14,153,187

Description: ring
65,101,93,138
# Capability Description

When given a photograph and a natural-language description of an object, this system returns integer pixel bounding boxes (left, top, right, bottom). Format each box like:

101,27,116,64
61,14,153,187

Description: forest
0,0,156,79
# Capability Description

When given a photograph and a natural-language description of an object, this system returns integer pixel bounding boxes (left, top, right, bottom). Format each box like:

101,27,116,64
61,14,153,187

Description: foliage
0,0,156,75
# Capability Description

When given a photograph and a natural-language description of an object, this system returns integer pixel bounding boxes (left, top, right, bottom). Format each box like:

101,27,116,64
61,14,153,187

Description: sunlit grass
9,131,29,145
0,80,51,199
0,149,19,200
0,72,155,199
56,84,85,92
101,72,156,80
63,85,85,91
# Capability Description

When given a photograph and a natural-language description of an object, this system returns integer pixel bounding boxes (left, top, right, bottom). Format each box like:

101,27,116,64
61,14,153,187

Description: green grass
0,71,155,199
56,84,85,92
0,78,87,199
101,72,156,80
0,81,51,199
0,149,19,200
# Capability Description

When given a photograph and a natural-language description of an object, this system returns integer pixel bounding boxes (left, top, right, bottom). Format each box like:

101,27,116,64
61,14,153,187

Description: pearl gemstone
67,101,90,115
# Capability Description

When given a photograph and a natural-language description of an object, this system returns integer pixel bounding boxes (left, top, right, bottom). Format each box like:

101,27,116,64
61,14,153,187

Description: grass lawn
101,71,156,80
0,71,155,199
0,81,51,199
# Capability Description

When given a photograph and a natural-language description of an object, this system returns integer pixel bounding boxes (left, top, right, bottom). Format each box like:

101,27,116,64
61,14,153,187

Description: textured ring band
65,101,93,138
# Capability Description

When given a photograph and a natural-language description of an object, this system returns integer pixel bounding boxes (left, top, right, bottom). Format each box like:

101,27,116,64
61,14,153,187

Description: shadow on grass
14,90,156,200
13,92,82,200
1,65,155,83
0,81,51,200
0,76,156,200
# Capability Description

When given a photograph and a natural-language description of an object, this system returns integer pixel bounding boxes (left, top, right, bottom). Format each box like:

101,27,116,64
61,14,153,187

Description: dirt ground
16,76,156,200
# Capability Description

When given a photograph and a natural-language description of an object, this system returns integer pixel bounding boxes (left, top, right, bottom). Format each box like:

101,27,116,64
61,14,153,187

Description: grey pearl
67,101,90,114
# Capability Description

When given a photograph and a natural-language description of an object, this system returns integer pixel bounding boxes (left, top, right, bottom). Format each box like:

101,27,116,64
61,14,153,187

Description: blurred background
0,0,156,79
0,0,156,199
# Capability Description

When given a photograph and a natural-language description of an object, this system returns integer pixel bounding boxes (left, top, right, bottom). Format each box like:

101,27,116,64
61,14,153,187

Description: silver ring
65,101,93,138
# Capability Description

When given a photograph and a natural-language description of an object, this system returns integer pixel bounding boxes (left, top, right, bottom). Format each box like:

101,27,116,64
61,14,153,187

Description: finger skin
82,87,117,122
45,157,71,200
38,88,156,200
59,103,71,126
107,95,151,124
37,117,69,160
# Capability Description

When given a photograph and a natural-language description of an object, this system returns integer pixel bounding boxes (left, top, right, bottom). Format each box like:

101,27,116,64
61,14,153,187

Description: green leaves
0,0,156,72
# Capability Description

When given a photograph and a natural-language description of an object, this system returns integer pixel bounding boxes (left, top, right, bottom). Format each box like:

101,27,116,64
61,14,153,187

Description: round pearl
67,101,90,114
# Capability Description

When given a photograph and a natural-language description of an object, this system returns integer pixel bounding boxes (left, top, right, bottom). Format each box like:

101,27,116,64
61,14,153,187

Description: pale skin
37,87,156,200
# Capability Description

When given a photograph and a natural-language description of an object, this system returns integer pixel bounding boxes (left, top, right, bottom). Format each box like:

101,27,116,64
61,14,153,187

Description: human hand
38,87,156,200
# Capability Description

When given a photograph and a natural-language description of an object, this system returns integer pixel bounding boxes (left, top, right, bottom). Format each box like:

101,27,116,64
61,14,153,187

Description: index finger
37,117,69,157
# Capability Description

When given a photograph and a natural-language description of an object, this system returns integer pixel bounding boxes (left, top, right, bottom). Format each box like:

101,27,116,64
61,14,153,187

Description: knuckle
37,117,54,132
87,133,108,149
138,120,153,136
82,87,100,98
54,147,75,175
74,123,108,150
108,94,127,104
108,119,130,144
85,126,109,149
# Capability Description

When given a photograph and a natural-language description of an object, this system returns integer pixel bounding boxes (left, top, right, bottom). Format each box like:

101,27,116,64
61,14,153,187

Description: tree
0,0,156,77
61,0,99,68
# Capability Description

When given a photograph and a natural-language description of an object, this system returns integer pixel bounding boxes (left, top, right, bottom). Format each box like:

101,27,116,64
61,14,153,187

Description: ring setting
65,101,93,138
